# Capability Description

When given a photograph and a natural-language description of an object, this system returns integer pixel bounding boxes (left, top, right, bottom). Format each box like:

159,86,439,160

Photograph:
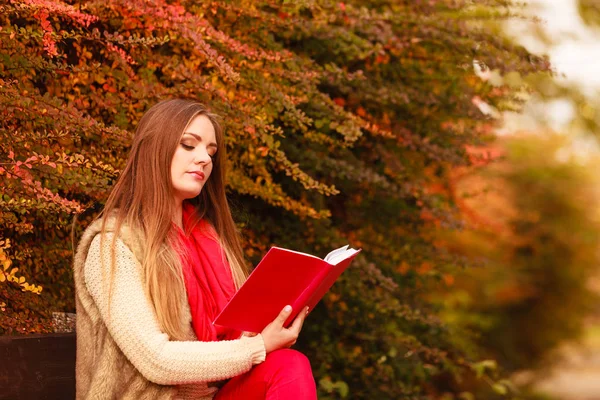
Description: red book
213,245,361,333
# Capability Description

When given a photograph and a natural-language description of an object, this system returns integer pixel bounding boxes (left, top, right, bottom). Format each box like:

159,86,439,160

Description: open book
213,245,361,333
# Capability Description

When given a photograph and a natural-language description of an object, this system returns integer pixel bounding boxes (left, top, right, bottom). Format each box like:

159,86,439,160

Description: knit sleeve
83,233,266,385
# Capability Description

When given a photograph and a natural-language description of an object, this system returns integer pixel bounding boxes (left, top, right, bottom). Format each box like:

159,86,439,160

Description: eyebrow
182,132,218,147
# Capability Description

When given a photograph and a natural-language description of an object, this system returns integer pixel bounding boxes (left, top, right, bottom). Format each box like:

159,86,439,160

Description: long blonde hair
99,99,247,340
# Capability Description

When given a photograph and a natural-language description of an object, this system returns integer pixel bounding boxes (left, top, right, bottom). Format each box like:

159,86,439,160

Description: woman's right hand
260,305,308,354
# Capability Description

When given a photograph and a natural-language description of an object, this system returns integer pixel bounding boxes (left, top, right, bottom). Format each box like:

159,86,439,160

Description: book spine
303,253,359,314
283,262,330,327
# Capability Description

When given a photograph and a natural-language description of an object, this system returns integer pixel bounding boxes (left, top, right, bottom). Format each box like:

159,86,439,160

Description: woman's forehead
183,115,216,141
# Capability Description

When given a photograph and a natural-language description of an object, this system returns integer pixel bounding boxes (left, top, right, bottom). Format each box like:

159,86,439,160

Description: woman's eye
180,143,194,150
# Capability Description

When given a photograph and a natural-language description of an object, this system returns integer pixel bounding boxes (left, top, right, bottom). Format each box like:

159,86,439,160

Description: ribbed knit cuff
242,334,266,365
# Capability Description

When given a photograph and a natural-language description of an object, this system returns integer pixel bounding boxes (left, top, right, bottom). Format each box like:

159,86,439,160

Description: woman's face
170,115,217,204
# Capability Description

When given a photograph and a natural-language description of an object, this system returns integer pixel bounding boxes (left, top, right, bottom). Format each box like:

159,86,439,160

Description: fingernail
284,305,292,312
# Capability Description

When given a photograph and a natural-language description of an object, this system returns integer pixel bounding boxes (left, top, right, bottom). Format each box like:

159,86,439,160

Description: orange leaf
333,97,346,107
442,274,454,286
396,261,410,275
416,262,432,275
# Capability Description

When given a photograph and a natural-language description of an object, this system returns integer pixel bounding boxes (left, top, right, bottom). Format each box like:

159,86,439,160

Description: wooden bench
0,333,76,400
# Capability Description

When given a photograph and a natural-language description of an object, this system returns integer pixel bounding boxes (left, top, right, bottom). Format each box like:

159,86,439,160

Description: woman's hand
260,305,308,354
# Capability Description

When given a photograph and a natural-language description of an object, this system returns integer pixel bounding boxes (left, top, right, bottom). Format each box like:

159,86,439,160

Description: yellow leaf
19,276,25,284
3,259,11,271
10,267,18,276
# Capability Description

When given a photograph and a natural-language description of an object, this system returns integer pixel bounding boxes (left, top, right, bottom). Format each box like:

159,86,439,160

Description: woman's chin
174,188,204,203
186,191,202,200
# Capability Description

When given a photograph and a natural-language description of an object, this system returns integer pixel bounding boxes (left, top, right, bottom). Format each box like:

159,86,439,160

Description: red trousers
215,349,317,400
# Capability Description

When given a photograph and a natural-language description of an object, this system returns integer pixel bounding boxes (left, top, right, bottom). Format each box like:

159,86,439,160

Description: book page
324,245,348,262
272,246,323,260
324,245,359,265
272,245,357,264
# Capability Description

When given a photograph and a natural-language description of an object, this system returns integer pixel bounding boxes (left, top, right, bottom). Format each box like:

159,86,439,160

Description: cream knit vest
73,218,265,399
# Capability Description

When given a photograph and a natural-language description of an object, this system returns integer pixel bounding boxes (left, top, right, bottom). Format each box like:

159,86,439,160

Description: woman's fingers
275,305,293,327
261,305,309,353
289,306,308,335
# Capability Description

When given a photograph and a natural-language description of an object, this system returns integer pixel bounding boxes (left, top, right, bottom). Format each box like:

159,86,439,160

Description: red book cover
213,245,361,333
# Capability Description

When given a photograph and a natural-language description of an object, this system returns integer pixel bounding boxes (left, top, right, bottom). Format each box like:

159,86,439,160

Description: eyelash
180,143,216,159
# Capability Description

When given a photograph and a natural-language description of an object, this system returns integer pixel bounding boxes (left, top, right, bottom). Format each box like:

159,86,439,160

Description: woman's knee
266,349,311,370
262,349,316,396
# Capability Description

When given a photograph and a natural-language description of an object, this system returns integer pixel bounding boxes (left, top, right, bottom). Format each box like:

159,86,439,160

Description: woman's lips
188,171,205,180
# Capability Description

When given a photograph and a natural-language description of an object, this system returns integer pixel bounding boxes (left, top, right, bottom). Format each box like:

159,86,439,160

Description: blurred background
450,0,600,398
2,0,600,399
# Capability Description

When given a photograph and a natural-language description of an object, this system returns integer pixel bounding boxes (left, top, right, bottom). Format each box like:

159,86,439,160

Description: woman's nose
194,148,211,164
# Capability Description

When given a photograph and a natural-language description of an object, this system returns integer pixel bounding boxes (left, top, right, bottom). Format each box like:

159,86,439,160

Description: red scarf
176,202,240,342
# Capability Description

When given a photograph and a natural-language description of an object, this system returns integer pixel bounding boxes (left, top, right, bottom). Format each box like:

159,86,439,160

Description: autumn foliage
1,0,555,398
442,135,600,374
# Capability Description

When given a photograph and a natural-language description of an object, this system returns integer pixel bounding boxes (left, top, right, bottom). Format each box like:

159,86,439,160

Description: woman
73,99,317,399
